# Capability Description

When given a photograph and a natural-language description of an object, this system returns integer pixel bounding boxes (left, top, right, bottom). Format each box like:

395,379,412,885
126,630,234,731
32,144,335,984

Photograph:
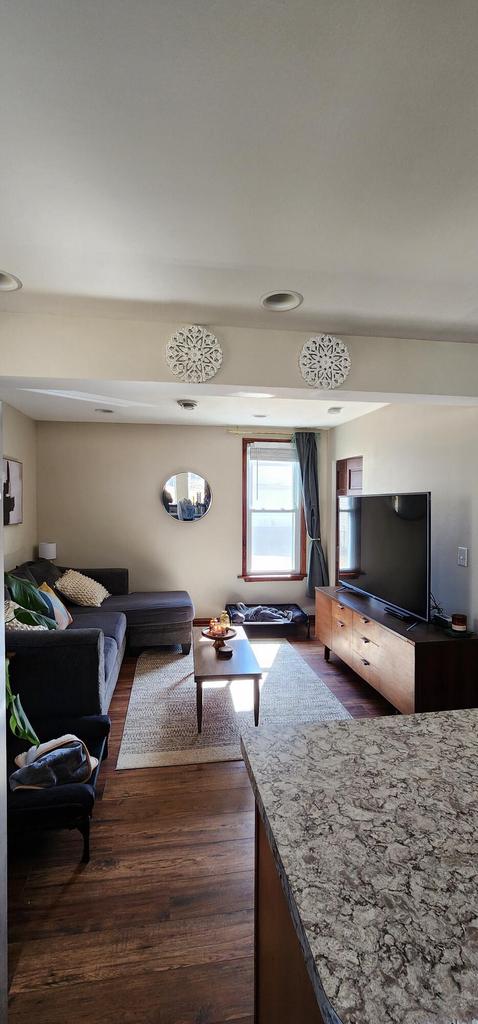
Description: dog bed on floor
226,603,310,638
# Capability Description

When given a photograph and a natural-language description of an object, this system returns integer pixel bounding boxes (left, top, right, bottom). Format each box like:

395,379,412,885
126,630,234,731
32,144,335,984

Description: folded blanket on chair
9,734,98,791
234,603,294,623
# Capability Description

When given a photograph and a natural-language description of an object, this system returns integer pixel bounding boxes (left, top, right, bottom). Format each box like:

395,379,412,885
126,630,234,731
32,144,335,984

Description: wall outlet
457,546,468,567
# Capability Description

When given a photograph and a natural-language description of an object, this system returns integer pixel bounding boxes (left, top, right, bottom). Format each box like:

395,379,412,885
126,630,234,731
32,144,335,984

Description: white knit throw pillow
56,570,110,608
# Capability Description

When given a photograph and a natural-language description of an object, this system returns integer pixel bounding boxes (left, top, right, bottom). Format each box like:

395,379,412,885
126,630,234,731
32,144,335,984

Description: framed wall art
3,457,23,525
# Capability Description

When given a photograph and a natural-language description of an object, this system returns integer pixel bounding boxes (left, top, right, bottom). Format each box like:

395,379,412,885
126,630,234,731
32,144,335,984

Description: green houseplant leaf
13,608,57,630
5,659,39,747
4,574,52,615
4,576,54,746
4,572,57,630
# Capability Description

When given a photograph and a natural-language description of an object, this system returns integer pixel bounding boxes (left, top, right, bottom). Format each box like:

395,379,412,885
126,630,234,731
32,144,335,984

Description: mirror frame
161,470,212,522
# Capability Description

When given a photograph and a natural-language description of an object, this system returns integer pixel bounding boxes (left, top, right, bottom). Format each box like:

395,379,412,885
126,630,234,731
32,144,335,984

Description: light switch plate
458,546,468,567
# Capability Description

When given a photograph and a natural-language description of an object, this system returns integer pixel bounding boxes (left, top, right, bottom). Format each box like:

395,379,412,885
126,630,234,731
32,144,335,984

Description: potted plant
4,574,57,746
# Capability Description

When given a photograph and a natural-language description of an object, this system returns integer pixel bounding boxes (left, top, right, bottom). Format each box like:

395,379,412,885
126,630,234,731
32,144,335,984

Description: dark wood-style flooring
7,638,392,1023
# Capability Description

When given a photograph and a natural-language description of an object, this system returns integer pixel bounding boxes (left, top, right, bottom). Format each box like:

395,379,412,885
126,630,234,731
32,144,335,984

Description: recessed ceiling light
95,408,114,414
253,413,268,418
328,406,343,414
260,290,303,311
236,391,275,399
177,399,198,410
0,271,22,291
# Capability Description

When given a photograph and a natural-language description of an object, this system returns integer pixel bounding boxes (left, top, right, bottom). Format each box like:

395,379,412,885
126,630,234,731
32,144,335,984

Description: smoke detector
177,399,198,411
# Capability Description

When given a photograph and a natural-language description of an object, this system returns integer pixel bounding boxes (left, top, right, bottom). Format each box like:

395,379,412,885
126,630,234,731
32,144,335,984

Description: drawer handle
338,604,345,610
361,617,370,624
361,636,370,644
361,658,370,667
337,620,345,628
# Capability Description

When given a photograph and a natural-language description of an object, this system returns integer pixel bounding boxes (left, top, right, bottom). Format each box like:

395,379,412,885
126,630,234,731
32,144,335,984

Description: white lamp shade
39,542,57,560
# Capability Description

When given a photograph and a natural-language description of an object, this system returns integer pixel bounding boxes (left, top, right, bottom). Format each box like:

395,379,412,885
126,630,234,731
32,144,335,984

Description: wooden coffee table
193,626,262,733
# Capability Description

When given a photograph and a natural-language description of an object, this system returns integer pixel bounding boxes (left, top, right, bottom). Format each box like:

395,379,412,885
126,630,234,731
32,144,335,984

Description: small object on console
451,613,467,632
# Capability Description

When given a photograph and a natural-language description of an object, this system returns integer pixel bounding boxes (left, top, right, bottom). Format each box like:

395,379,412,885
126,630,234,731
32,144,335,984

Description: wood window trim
241,437,307,583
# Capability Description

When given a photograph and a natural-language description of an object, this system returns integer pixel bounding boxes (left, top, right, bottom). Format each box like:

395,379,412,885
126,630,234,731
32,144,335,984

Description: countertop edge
241,737,343,1024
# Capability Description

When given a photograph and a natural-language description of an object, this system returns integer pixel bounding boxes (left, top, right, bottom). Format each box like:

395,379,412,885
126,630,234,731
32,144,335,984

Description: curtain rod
226,427,292,437
226,427,319,437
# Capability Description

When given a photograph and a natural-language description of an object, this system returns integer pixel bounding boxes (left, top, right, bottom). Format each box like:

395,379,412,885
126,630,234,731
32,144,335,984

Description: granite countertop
241,709,478,1024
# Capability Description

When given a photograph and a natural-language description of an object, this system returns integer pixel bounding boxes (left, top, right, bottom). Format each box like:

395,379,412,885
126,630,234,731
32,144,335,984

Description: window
338,496,361,574
242,439,306,580
335,456,363,580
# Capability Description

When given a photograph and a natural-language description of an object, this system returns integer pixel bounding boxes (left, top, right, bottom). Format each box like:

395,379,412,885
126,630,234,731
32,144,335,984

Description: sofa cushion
95,590,194,626
103,636,119,683
24,560,64,589
11,565,38,585
76,567,128,596
67,611,127,649
8,777,96,815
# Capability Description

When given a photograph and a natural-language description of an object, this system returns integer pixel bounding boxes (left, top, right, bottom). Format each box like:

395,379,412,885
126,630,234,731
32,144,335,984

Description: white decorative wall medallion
166,325,223,383
299,334,351,390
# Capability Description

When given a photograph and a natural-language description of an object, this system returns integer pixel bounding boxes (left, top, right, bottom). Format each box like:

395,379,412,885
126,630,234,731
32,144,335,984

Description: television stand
315,586,478,714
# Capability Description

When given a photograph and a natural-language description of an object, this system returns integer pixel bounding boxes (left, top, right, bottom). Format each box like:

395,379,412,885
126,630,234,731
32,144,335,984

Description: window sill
238,573,307,582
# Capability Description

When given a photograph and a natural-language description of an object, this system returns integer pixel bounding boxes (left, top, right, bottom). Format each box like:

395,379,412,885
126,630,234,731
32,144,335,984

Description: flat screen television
337,492,431,621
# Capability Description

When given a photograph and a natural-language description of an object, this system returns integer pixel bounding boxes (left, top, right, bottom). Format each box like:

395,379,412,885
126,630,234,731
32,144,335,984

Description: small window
242,439,306,580
338,496,361,573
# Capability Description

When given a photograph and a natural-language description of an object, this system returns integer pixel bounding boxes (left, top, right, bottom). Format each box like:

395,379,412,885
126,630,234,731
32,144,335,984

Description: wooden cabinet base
315,587,478,714
255,808,324,1023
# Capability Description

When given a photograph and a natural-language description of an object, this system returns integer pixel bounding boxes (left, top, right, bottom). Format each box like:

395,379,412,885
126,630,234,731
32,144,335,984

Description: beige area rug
116,635,351,769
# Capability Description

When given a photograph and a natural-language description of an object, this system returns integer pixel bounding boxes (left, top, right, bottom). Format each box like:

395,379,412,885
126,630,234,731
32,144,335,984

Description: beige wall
3,310,478,399
2,403,38,569
329,404,478,626
37,422,328,617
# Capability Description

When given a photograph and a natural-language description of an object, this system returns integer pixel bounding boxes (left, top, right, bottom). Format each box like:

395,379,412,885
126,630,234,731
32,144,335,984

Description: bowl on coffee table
201,626,236,656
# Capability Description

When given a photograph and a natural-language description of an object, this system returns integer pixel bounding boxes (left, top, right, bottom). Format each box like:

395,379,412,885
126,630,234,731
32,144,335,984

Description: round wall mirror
161,471,212,521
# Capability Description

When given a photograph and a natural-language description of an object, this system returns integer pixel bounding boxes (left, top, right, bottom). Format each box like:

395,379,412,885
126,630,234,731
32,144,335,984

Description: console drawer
352,611,382,645
374,634,415,713
351,624,415,713
349,649,380,690
352,630,380,661
331,613,352,663
375,629,414,679
331,600,353,629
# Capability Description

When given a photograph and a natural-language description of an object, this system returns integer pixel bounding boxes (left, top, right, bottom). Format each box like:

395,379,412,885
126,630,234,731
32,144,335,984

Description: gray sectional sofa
5,559,194,717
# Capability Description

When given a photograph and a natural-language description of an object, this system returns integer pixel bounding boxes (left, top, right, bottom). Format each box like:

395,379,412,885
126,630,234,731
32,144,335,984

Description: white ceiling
2,1,478,340
0,378,385,427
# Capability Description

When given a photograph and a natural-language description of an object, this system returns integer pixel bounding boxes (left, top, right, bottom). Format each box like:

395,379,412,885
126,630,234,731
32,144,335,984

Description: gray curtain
293,431,329,596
